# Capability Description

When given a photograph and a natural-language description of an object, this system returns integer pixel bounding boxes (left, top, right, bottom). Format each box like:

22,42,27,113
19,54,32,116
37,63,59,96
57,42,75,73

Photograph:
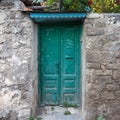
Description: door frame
38,22,83,106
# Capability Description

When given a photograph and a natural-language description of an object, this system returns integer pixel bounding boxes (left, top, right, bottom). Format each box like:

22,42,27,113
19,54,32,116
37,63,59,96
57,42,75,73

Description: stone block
108,41,120,51
107,63,120,70
87,90,99,100
106,102,120,115
115,91,120,100
111,115,120,120
94,82,106,92
96,70,112,76
87,14,103,19
102,91,115,100
88,37,105,50
87,63,100,69
18,108,31,120
0,108,11,119
86,50,101,63
0,13,7,24
86,69,96,83
84,18,95,24
86,28,104,36
113,70,120,79
86,50,110,63
9,111,18,120
99,51,112,63
105,33,120,42
0,63,7,72
0,26,3,35
9,11,24,19
106,84,119,91
98,104,107,115
95,20,106,28
0,35,5,44
108,51,118,63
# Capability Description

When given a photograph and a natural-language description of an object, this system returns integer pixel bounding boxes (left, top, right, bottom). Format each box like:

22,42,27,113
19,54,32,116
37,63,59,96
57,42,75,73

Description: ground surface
37,106,83,120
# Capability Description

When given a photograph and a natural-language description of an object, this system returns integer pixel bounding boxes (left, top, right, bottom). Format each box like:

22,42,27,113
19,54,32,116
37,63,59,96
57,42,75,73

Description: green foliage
32,0,88,11
28,116,34,120
97,116,105,120
63,102,78,108
46,0,58,6
64,110,71,115
90,0,120,13
62,0,87,11
63,102,68,108
36,117,42,120
51,106,54,111
30,0,120,12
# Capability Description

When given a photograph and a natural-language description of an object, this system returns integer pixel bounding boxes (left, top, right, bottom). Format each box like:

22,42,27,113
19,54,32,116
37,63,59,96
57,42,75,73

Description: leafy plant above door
20,0,89,12
21,0,120,12
62,0,88,11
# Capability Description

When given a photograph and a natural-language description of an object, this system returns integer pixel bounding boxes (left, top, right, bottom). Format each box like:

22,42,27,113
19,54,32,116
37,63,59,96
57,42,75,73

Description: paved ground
37,106,83,120
40,114,82,120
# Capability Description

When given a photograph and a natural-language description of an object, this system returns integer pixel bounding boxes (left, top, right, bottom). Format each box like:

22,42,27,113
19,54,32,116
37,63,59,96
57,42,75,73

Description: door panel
39,23,81,105
62,27,76,74
40,26,60,105
61,26,80,104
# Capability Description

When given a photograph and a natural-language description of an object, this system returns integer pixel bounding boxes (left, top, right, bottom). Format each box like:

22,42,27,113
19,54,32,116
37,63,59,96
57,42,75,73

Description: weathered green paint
38,23,82,106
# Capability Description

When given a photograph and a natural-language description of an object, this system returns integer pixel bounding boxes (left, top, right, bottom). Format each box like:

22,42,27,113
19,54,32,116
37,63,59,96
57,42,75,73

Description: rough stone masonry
0,0,33,120
0,0,120,120
84,14,120,120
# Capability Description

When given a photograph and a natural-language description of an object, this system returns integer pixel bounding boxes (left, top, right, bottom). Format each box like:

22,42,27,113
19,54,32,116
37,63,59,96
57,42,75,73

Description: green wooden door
38,23,82,106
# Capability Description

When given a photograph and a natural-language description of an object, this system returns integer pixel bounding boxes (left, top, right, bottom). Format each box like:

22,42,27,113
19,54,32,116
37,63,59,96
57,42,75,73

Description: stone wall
84,14,120,120
0,0,34,119
0,0,120,120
